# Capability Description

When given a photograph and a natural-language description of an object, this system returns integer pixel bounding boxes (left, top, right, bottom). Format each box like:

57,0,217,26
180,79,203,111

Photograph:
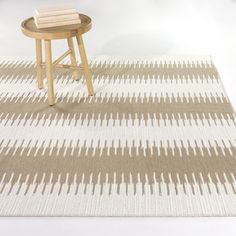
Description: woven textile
0,56,236,216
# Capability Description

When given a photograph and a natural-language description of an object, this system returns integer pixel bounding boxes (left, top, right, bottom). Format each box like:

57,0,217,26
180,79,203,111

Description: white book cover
34,13,79,24
35,18,81,29
35,6,77,18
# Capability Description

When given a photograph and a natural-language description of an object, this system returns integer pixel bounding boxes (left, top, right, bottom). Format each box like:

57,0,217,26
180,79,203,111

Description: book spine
35,6,73,13
35,9,77,18
35,19,81,29
35,13,79,24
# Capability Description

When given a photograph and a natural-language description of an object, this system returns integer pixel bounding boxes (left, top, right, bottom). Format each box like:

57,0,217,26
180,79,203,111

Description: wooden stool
21,14,94,106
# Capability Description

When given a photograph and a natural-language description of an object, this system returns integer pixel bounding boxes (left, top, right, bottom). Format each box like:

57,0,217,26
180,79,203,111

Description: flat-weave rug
0,56,236,216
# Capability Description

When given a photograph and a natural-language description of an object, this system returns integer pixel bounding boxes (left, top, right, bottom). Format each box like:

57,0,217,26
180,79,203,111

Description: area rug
0,56,236,216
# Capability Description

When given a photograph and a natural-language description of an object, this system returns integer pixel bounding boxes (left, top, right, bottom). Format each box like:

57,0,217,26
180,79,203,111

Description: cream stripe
0,118,235,150
0,76,226,98
0,181,235,216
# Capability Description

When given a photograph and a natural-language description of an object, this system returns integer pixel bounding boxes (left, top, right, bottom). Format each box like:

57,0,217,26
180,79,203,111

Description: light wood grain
21,14,92,40
45,40,54,106
35,39,43,89
67,37,79,81
76,34,94,96
53,49,71,65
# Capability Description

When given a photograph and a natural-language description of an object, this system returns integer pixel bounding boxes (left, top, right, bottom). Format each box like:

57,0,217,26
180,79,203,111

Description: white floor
1,0,236,235
0,218,235,236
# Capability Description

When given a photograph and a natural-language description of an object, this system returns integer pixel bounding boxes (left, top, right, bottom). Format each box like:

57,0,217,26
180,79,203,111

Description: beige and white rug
0,56,236,216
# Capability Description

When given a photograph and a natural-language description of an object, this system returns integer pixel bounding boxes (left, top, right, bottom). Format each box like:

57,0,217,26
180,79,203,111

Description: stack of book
34,6,81,29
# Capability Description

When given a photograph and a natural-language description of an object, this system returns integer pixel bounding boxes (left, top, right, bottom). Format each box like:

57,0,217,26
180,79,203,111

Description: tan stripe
0,96,234,122
0,144,236,195
0,61,219,81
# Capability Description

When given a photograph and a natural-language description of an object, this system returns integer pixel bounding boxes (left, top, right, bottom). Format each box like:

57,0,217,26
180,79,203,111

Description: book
34,13,80,24
35,6,77,18
35,18,81,29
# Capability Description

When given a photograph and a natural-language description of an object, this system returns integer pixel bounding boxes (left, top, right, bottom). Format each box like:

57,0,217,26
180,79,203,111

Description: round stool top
21,14,92,40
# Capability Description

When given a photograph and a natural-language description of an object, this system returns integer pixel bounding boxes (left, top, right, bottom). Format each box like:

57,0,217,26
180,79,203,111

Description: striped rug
0,56,236,216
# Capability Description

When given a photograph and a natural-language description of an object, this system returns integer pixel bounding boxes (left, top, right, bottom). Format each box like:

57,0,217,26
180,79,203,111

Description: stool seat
21,14,92,40
21,13,94,106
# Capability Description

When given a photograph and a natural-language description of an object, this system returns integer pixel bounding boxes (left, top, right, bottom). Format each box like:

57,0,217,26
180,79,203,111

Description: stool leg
76,34,94,96
44,40,54,106
67,37,79,81
35,39,43,89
